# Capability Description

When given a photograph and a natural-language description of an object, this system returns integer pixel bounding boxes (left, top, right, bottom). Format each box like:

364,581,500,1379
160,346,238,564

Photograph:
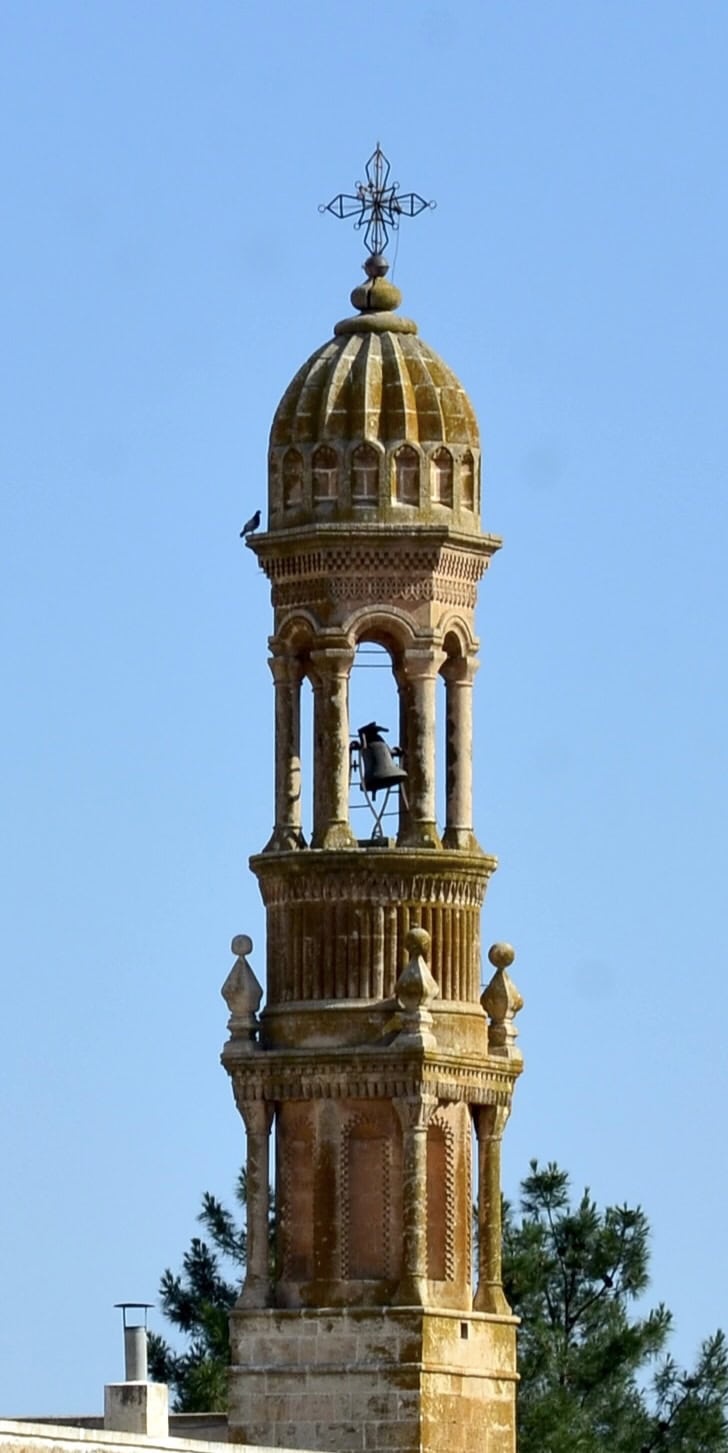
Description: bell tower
223,148,524,1453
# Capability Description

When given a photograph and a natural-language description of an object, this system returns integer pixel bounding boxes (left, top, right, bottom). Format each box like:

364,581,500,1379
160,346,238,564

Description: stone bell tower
222,148,524,1453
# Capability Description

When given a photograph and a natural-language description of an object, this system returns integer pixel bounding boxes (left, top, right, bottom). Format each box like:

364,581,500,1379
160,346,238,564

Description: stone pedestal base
229,1305,517,1453
103,1383,169,1438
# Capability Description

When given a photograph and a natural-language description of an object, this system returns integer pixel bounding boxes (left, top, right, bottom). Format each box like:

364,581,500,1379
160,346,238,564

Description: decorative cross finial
320,145,435,269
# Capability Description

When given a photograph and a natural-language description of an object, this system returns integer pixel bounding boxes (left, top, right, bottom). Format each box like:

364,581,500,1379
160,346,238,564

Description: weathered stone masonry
222,260,524,1453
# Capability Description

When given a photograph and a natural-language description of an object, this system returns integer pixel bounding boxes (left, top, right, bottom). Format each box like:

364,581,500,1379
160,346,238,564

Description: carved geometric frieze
272,574,479,611
258,536,496,617
227,1055,520,1110
259,542,493,586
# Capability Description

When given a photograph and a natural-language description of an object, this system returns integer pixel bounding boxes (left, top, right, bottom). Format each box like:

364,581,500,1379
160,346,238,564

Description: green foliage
503,1160,728,1453
152,1156,728,1446
147,1169,249,1411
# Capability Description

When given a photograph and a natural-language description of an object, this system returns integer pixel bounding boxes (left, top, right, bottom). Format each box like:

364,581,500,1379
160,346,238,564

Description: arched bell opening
297,664,314,846
348,638,408,846
436,667,448,834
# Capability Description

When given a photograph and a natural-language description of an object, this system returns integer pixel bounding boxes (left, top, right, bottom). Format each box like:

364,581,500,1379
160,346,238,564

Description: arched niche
312,445,338,505
351,442,381,507
393,445,420,506
432,448,454,508
461,450,475,512
282,447,304,509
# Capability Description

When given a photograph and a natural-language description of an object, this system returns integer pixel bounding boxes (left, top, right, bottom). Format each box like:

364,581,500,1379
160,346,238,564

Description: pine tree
147,1169,248,1411
150,1158,728,1446
504,1161,728,1452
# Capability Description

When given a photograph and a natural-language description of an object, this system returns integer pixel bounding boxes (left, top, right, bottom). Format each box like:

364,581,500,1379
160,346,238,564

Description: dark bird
240,509,261,538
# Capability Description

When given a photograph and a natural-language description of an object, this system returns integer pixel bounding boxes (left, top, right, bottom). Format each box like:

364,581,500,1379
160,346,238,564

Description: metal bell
358,722,408,798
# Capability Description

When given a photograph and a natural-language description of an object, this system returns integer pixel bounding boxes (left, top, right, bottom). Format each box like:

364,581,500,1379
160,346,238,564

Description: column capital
237,1098,275,1136
401,644,444,681
440,653,479,686
268,653,304,686
393,1090,438,1133
309,642,355,674
473,1102,510,1142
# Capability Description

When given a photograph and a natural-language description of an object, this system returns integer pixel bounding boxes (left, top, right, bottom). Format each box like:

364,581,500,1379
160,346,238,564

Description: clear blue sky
2,0,727,1416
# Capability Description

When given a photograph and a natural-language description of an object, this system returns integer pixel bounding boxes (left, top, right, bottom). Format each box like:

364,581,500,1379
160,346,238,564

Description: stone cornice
222,1044,522,1107
250,524,502,576
251,847,498,901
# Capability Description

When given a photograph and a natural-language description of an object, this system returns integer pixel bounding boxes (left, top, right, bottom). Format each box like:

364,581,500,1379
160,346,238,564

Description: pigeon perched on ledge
240,509,261,538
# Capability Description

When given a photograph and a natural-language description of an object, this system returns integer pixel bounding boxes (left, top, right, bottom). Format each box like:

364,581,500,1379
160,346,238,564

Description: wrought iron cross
320,145,435,260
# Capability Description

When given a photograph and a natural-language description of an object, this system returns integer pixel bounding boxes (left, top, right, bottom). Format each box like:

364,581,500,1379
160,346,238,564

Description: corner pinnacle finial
319,144,436,272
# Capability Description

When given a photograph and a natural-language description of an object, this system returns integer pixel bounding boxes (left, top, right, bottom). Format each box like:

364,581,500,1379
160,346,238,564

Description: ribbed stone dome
267,275,482,534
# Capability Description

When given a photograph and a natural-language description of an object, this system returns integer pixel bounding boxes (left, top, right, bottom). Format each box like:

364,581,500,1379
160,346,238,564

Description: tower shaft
222,221,523,1453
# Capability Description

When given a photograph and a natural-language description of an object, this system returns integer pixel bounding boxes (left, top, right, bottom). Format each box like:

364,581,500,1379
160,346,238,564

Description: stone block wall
228,1306,517,1453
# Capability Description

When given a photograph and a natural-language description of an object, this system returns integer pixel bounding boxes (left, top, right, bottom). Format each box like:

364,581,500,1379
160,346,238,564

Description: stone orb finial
405,926,431,960
488,942,515,971
231,933,253,958
350,276,402,314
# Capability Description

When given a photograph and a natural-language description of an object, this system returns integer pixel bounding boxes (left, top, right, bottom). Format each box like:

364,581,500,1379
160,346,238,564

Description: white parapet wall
0,1422,322,1453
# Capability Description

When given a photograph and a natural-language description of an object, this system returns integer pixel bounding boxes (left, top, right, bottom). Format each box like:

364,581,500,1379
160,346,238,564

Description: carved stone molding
252,852,495,908
225,1056,520,1109
272,575,481,611
257,540,494,586
393,1090,438,1133
236,1098,275,1136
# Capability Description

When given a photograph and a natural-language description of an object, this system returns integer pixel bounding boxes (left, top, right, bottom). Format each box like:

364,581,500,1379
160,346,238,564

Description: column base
473,1281,512,1315
263,825,307,852
397,822,442,849
442,827,481,852
313,821,357,849
392,1275,430,1307
229,1305,517,1453
237,1274,271,1309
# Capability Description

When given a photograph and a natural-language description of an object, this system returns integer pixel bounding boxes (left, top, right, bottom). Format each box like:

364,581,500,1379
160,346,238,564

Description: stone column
310,645,356,849
238,1100,274,1307
399,647,442,848
394,1091,437,1304
473,1103,511,1314
265,650,304,852
441,654,479,851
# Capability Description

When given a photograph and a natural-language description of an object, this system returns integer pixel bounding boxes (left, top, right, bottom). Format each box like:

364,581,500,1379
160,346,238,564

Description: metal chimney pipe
114,1303,154,1382
124,1324,148,1381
